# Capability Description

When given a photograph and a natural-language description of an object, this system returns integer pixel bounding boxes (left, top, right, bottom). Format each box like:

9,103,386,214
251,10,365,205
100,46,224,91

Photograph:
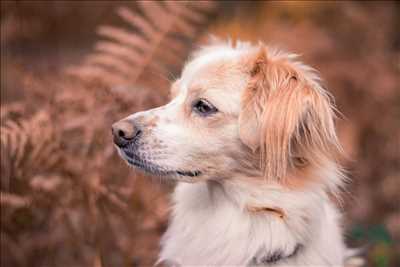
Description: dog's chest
158,183,302,266
158,182,346,266
159,183,255,265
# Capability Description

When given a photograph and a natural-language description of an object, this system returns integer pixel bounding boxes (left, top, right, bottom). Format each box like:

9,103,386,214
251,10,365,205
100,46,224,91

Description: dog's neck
159,176,346,266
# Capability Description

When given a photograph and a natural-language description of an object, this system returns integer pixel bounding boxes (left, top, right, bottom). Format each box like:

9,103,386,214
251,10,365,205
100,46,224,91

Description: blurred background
1,1,399,267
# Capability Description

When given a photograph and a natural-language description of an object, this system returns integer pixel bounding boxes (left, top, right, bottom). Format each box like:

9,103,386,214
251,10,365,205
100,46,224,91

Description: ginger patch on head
238,45,341,184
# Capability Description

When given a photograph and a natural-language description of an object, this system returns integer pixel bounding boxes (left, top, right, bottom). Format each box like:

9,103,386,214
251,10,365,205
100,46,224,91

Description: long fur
113,40,359,266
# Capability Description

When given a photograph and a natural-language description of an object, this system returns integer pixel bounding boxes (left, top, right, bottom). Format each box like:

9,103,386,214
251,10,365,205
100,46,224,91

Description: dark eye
193,99,218,116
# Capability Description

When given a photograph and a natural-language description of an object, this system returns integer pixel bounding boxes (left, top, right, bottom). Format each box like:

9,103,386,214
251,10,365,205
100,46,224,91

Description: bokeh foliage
1,1,399,266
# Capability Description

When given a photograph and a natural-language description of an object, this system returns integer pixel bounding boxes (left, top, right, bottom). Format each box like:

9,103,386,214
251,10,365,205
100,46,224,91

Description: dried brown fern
1,109,61,189
1,2,217,266
67,1,217,89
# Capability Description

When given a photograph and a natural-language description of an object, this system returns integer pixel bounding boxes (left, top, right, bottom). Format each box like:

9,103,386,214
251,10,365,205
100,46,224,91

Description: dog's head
112,41,341,184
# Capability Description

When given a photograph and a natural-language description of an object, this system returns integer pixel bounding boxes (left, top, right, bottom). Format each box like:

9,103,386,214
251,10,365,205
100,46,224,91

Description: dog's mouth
118,148,201,178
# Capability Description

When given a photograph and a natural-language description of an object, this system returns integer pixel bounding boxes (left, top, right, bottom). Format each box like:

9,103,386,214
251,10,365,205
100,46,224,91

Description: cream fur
159,179,345,266
113,40,356,266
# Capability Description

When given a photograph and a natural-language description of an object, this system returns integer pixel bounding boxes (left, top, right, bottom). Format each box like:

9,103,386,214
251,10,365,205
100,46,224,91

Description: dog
112,40,357,266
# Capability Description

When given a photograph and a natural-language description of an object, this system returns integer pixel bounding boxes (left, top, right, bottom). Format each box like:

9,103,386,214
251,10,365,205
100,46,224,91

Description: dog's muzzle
112,118,202,179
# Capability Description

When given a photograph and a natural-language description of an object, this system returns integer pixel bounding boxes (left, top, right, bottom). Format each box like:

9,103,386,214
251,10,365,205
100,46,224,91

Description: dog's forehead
177,48,249,114
181,48,243,87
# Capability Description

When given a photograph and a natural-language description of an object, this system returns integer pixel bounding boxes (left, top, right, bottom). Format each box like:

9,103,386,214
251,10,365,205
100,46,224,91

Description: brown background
1,1,399,267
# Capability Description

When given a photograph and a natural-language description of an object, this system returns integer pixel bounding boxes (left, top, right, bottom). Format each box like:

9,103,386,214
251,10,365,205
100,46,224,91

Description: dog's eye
193,99,218,116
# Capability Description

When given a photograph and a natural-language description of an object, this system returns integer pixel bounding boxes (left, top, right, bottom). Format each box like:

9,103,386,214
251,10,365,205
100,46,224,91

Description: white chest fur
158,181,346,266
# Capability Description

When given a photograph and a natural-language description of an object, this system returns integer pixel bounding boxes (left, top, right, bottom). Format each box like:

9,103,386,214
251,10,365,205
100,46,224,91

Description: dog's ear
238,47,269,152
239,45,340,181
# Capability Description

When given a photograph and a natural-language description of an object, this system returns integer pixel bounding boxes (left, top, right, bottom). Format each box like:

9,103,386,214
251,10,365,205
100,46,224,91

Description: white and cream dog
112,40,356,266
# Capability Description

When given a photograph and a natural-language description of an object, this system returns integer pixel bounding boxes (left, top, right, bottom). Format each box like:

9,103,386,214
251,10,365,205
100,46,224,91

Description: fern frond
67,0,217,89
0,192,31,208
0,110,61,184
95,41,142,65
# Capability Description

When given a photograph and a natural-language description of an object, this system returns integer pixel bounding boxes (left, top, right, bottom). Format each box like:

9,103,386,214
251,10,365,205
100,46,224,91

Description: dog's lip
176,170,202,177
119,148,201,178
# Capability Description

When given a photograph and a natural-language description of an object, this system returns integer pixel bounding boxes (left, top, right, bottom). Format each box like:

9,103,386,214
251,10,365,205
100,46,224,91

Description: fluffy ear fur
239,45,341,181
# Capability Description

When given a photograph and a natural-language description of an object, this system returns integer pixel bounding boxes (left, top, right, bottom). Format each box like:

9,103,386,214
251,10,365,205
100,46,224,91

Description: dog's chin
117,147,202,182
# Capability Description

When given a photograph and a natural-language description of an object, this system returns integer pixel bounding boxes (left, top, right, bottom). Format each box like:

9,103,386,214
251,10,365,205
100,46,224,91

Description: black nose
112,119,142,147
